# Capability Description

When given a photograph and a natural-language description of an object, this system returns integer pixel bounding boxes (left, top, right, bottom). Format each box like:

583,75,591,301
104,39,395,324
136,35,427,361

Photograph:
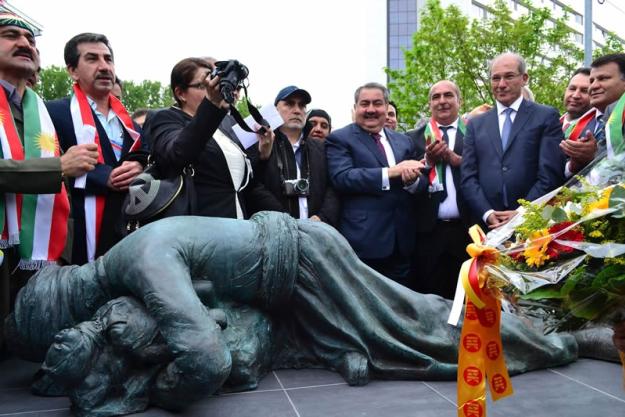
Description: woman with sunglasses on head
143,57,282,219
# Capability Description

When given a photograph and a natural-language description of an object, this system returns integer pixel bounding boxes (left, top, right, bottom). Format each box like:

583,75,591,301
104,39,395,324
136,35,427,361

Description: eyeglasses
187,82,207,90
490,73,522,84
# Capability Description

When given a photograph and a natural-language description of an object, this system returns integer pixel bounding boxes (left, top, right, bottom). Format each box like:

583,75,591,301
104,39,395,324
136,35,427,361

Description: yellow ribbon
457,225,513,417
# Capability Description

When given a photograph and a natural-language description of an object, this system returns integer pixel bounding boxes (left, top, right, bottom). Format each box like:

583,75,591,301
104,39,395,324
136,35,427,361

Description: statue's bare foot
337,351,369,386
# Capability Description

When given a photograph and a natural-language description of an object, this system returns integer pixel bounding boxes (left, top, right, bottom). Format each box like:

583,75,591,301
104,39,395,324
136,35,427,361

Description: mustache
13,47,33,60
95,72,113,80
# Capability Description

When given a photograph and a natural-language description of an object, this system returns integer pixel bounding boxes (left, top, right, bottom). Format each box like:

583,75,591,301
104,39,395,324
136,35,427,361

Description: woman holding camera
143,57,282,219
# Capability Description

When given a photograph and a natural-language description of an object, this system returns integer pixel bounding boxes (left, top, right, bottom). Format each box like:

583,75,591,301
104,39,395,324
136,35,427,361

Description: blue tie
501,108,513,150
294,146,302,169
595,115,606,146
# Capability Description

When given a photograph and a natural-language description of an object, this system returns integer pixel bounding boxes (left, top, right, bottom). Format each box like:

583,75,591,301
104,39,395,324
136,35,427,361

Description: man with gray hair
408,80,470,299
326,82,425,284
461,52,566,229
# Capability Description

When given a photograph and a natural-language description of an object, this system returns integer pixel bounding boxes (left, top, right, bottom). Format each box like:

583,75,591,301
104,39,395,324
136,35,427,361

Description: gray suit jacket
0,158,62,194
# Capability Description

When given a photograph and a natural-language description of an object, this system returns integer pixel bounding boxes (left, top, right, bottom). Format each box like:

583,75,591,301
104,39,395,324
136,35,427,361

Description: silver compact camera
283,178,310,196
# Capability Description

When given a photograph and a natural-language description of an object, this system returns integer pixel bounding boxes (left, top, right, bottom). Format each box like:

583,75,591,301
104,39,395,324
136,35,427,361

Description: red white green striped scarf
0,87,69,269
606,92,625,158
69,83,141,261
560,108,596,141
424,117,465,192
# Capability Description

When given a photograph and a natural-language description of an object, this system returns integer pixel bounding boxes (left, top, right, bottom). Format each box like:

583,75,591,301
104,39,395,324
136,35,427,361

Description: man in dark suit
326,82,425,283
47,33,146,265
407,80,469,299
461,52,566,229
252,86,339,226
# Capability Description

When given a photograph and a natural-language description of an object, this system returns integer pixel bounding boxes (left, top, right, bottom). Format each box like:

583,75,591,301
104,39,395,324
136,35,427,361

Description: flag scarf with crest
560,108,596,141
606,92,625,158
69,83,141,261
424,118,465,193
0,87,69,269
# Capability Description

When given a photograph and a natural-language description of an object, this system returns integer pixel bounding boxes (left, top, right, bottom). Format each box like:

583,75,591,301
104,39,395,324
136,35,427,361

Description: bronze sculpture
6,212,577,416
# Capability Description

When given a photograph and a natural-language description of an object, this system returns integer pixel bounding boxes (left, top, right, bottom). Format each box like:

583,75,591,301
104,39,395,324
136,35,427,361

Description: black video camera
211,60,249,105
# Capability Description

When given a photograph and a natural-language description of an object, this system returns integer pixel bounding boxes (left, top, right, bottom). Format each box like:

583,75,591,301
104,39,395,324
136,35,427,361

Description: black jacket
407,123,471,232
250,128,340,227
144,99,283,219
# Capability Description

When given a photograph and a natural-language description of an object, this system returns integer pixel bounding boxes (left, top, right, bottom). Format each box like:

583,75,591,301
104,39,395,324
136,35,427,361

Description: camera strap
228,84,269,134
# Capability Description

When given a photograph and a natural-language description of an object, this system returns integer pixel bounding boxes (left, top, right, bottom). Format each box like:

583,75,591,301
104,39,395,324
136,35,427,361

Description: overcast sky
10,0,387,128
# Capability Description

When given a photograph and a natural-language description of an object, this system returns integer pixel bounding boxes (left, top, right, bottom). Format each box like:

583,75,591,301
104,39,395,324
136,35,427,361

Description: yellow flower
588,230,604,238
584,188,612,214
524,229,551,268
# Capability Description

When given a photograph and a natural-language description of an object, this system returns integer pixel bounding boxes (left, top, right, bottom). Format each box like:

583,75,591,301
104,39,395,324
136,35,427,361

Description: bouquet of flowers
479,153,625,334
452,150,625,417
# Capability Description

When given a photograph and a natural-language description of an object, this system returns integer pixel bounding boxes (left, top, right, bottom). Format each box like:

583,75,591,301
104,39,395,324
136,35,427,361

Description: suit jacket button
502,166,508,172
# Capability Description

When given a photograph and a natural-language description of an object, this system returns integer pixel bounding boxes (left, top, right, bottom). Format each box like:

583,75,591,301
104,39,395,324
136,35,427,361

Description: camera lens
295,179,309,193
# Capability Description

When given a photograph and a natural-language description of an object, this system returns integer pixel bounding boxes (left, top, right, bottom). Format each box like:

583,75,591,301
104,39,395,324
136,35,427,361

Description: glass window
573,12,582,25
573,32,583,44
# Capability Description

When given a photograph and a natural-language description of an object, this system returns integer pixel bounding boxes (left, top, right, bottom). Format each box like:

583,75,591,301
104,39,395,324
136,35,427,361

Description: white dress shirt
291,137,309,219
437,118,460,220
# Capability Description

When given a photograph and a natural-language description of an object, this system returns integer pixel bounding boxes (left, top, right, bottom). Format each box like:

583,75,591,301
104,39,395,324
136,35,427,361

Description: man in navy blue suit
461,52,566,229
47,33,146,264
326,82,425,284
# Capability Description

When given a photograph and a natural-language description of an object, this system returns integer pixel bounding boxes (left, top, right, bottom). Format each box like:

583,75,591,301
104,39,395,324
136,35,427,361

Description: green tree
35,65,73,100
387,0,586,128
121,80,171,113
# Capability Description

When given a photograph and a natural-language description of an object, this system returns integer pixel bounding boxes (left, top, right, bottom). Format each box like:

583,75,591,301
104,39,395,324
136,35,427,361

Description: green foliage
387,0,588,128
121,80,172,113
516,199,550,239
35,65,73,100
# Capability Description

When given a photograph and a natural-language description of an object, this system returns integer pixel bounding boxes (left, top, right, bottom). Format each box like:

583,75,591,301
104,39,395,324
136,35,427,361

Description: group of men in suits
326,52,625,300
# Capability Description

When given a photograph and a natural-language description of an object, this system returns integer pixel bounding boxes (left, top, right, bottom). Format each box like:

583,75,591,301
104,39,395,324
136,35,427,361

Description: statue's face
42,327,94,383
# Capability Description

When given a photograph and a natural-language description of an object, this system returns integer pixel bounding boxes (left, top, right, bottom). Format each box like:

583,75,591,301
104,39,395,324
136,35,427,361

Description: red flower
545,222,584,259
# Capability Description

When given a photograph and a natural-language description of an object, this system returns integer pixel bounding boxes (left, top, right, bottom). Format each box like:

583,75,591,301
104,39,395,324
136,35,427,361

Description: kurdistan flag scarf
69,83,141,261
424,117,465,193
606,92,625,158
0,87,70,269
560,108,596,141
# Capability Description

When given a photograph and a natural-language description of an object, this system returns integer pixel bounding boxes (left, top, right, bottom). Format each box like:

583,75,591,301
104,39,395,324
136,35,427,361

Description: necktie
595,115,606,146
501,107,513,150
372,133,388,166
440,125,451,145
294,145,302,169
438,126,452,201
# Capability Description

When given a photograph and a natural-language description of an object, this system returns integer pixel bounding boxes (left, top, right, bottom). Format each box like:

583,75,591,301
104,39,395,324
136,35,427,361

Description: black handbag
122,159,197,233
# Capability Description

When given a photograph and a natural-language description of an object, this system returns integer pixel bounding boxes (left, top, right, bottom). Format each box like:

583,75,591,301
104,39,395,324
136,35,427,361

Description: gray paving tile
0,357,40,389
121,389,300,417
287,380,456,417
0,410,72,417
410,360,625,417
0,388,70,415
487,368,625,417
2,357,624,417
550,358,625,400
273,368,345,389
